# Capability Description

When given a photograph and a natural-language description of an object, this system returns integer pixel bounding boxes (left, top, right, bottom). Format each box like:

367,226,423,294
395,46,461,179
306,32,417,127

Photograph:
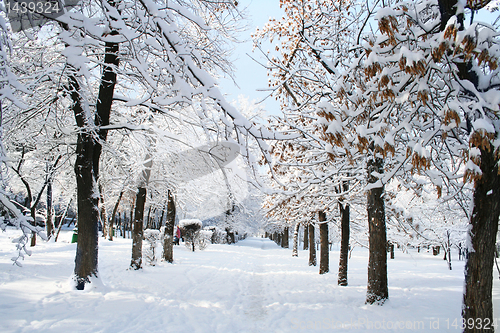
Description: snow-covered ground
0,228,499,332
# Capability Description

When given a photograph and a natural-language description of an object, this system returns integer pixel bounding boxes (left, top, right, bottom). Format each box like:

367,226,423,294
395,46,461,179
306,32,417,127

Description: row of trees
257,0,500,331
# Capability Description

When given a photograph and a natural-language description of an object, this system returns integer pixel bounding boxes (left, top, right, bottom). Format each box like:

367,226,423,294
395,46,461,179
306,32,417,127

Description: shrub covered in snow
204,226,227,244
180,219,210,251
197,229,213,250
180,219,203,229
143,229,161,266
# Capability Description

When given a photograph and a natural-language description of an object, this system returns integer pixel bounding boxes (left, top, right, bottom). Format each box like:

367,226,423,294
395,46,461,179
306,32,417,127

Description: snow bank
179,219,203,228
1,229,499,332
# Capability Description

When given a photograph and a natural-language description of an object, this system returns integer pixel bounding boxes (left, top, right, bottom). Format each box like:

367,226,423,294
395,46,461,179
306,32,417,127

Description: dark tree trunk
109,191,123,241
338,200,350,286
389,243,395,260
308,224,316,266
319,211,329,275
73,130,99,289
162,190,176,263
438,0,464,31
119,214,122,237
434,0,500,327
283,226,289,249
303,223,309,250
120,212,125,238
130,187,146,270
159,202,166,229
99,183,107,239
292,223,300,257
366,154,388,305
91,39,119,181
45,178,54,239
463,147,500,333
69,70,100,290
145,205,152,229
129,200,134,238
70,31,118,289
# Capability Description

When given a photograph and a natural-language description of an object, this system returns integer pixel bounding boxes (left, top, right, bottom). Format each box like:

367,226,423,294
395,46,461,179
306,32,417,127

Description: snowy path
0,231,499,332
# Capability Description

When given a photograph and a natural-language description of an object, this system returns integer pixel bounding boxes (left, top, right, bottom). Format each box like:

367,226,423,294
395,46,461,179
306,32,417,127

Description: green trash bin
71,228,78,243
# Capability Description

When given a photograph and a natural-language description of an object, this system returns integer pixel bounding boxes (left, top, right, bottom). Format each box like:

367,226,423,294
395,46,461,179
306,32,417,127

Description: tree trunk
131,187,146,270
389,243,395,260
162,190,176,263
109,190,123,241
319,211,329,275
129,199,134,238
130,152,153,270
338,200,350,286
432,0,500,327
73,128,99,289
45,178,54,239
120,212,125,238
145,205,152,229
159,207,165,229
70,30,118,289
292,223,300,257
366,154,388,304
69,69,100,290
308,224,316,266
463,147,500,333
99,182,107,239
283,226,289,249
303,224,309,250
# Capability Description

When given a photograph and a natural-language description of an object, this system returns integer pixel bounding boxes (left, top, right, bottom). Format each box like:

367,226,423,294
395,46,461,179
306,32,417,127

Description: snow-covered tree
1,0,295,289
254,0,388,296
0,6,51,265
350,0,500,325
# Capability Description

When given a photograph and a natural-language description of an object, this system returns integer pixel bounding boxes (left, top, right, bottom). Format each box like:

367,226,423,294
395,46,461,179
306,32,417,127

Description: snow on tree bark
69,66,100,289
462,147,500,333
130,152,152,270
292,223,300,257
162,190,175,263
431,0,500,328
